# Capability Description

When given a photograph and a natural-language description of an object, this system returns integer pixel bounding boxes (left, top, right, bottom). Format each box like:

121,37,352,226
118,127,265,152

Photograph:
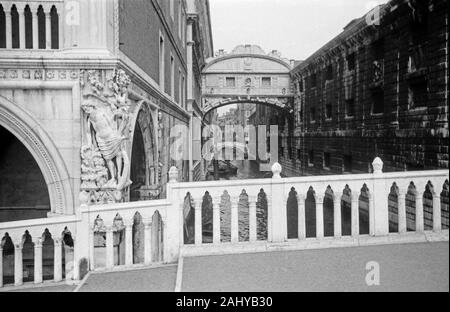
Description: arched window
11,5,19,48
0,5,5,48
50,6,58,49
24,5,32,49
37,5,45,49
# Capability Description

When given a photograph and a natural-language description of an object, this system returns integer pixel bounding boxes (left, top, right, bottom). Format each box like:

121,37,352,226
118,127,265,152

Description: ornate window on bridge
261,77,271,87
225,77,236,88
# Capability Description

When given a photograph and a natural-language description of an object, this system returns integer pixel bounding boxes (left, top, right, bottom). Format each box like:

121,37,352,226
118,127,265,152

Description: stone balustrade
1,158,448,289
0,0,62,50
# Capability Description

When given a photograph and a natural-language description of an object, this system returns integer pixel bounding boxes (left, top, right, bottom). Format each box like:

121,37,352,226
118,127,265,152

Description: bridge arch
0,95,74,217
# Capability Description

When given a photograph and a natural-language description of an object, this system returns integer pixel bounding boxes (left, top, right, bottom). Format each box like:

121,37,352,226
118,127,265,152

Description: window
50,6,59,49
297,149,301,160
37,5,45,49
323,152,331,169
262,77,271,87
0,5,5,48
345,99,355,117
181,75,185,108
24,5,32,49
278,135,284,157
308,150,314,167
408,81,428,109
343,155,352,173
178,0,182,39
178,69,182,105
182,15,186,45
170,55,175,98
299,79,304,93
11,5,19,49
326,65,333,81
325,103,332,120
310,107,316,122
170,0,174,19
310,74,317,88
371,89,384,114
159,35,165,90
346,53,355,71
372,39,384,60
225,77,236,88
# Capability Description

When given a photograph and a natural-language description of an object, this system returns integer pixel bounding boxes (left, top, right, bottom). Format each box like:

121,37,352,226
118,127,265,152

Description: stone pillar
5,7,12,49
334,192,342,238
45,9,51,49
34,238,43,284
372,158,389,236
297,194,306,240
398,191,407,234
432,194,442,232
415,193,424,232
249,196,257,242
231,197,239,243
105,227,114,269
315,194,324,239
14,243,23,286
88,229,95,270
54,238,62,282
270,163,286,242
18,4,26,49
144,220,152,265
125,222,133,266
368,192,375,236
194,198,202,245
212,197,221,244
31,5,39,49
0,246,3,288
351,192,360,237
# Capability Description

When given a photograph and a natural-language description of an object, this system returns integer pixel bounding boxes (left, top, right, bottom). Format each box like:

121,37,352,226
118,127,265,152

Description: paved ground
181,242,449,292
2,242,448,292
6,284,77,292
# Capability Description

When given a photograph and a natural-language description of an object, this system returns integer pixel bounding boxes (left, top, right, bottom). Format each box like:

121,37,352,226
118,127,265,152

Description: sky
209,0,388,61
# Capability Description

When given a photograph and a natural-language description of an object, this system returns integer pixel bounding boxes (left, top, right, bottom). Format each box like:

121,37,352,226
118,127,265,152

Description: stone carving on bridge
79,69,133,205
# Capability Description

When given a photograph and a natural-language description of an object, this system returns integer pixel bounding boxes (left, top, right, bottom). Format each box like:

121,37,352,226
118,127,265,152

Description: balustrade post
415,193,424,232
89,228,95,270
212,197,221,244
0,246,3,287
18,4,26,49
249,196,257,242
398,191,407,234
144,220,152,265
14,243,23,286
231,197,239,243
372,158,389,236
432,194,442,232
194,198,202,245
34,237,43,284
105,227,114,269
124,222,133,266
315,194,324,239
368,192,375,236
334,192,342,238
54,238,62,282
351,192,360,237
5,7,12,49
32,5,39,49
270,163,287,242
297,194,306,240
45,8,51,49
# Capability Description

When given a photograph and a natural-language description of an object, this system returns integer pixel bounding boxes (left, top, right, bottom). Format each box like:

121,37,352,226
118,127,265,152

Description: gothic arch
0,95,74,216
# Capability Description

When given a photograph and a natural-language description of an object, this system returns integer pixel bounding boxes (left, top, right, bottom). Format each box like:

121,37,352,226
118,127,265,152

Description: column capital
333,192,343,201
15,3,26,11
54,238,62,246
315,193,324,203
351,192,360,201
15,243,23,250
34,237,43,248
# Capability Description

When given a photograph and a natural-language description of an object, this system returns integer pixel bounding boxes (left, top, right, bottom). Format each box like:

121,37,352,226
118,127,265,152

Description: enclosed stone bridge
201,45,295,116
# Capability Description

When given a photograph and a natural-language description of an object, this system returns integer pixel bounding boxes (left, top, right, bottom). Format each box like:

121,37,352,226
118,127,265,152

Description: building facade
278,0,448,178
0,0,213,223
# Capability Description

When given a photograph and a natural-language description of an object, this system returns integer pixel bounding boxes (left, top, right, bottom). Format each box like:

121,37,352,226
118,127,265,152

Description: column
194,199,202,245
368,192,375,236
54,238,62,282
144,220,152,265
398,191,407,234
0,246,3,288
45,8,51,49
415,193,424,232
334,192,342,238
270,163,286,242
249,196,257,242
5,7,12,49
14,243,23,286
88,229,95,270
34,238,43,284
351,192,360,237
212,197,221,244
231,197,239,243
32,5,39,49
105,227,114,269
297,194,306,240
158,221,163,262
315,194,324,239
125,222,133,266
372,158,389,236
432,194,442,232
18,4,26,48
